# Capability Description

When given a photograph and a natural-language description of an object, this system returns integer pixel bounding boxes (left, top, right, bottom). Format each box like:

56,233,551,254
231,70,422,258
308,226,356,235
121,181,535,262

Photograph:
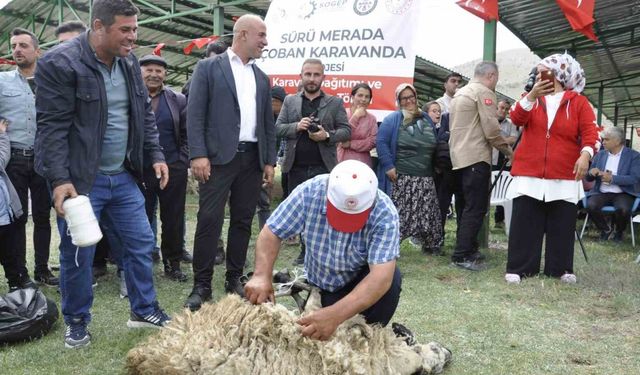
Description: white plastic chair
490,171,514,236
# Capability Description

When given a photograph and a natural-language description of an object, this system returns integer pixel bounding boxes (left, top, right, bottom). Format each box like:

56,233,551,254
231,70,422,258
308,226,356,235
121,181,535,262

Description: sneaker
505,273,521,284
127,305,171,328
451,260,485,272
560,273,577,284
64,319,91,349
34,269,59,286
118,270,128,299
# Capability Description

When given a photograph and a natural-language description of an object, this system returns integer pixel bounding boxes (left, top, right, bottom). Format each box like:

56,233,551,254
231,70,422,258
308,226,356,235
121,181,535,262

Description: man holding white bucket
34,0,171,349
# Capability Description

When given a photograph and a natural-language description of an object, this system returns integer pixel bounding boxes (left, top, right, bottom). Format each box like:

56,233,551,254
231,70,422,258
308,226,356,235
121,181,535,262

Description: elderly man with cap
245,159,402,340
139,54,189,281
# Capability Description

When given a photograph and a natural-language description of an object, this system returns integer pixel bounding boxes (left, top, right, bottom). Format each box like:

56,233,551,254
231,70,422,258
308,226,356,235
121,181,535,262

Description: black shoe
292,250,305,266
152,251,161,264
422,246,444,256
9,277,38,291
214,249,225,266
184,287,212,312
451,260,486,272
612,231,623,243
92,264,107,279
467,251,486,262
181,250,193,263
164,264,188,282
34,269,59,286
224,277,245,297
599,226,614,241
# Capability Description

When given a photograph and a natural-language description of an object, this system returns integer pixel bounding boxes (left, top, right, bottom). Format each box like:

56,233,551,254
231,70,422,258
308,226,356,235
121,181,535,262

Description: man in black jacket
35,0,171,349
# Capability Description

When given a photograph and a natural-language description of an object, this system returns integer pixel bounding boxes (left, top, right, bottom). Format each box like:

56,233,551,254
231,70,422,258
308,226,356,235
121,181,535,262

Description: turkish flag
456,0,499,22
556,0,598,42
183,35,219,55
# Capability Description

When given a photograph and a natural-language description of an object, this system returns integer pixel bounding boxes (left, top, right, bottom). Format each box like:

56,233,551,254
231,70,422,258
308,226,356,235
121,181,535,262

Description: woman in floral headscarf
504,53,598,284
376,83,443,254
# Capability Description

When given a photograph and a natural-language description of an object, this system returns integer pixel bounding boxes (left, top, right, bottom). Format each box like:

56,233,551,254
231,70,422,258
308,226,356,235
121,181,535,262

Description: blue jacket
34,31,164,194
586,146,640,197
376,111,434,195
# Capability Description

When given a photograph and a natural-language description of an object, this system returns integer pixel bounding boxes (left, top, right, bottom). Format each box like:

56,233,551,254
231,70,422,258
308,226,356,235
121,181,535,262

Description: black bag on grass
0,287,58,344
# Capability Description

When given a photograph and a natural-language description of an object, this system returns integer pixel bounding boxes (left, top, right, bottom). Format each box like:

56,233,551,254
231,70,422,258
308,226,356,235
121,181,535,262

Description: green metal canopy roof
0,0,512,104
497,0,640,132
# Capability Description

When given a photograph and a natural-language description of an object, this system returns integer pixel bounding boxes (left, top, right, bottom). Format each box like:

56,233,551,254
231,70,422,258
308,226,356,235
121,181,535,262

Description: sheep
126,292,451,375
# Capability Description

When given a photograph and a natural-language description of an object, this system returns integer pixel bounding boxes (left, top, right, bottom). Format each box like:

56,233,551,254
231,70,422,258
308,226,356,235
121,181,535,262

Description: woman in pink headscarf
337,83,378,168
505,53,598,284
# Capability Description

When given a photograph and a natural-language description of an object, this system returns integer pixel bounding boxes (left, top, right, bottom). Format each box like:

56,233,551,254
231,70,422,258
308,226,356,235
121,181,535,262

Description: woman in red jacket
505,53,598,284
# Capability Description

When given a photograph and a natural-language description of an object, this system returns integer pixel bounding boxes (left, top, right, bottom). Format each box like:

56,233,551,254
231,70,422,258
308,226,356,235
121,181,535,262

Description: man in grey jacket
0,118,27,291
276,58,351,265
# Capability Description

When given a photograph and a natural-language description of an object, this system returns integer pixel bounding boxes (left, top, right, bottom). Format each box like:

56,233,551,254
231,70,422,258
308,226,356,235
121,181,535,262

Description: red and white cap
326,160,378,233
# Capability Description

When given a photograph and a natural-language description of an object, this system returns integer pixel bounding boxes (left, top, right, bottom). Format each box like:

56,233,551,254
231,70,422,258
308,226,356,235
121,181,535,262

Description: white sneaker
560,273,577,284
504,273,521,284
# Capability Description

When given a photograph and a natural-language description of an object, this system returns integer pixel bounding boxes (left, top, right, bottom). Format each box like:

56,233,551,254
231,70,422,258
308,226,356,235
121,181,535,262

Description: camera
308,111,321,133
524,67,538,92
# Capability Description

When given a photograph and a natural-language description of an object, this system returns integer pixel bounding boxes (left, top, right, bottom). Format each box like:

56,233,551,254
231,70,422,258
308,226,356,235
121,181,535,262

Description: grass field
1,192,639,374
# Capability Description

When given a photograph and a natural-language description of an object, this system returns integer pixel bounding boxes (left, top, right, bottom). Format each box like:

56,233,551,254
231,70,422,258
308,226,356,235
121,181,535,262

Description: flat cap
139,54,167,68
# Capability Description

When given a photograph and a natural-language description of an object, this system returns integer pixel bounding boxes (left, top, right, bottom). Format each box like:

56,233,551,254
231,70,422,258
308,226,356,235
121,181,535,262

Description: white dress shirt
600,148,623,193
507,93,591,204
227,48,257,142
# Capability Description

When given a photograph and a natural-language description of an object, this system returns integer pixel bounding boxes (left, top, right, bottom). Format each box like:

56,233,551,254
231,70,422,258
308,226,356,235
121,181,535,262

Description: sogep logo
353,0,378,16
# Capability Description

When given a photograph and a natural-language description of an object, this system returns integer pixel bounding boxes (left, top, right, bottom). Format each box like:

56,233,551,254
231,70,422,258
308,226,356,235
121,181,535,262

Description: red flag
456,0,499,22
555,0,598,42
152,43,165,56
0,58,16,65
183,35,219,55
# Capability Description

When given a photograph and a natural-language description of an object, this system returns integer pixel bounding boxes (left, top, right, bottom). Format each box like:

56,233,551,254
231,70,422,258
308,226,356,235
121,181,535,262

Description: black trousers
434,168,455,233
452,162,490,261
0,223,21,285
287,164,329,253
507,196,577,277
321,266,402,326
5,153,51,275
586,192,635,233
256,184,271,230
192,150,262,287
280,172,289,200
143,164,188,266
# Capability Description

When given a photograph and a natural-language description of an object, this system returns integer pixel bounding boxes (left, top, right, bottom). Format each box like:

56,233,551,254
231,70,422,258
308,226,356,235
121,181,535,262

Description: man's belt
236,142,258,153
11,148,34,157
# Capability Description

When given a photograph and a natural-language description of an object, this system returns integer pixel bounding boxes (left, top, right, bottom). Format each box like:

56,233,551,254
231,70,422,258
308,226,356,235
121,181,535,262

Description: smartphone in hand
540,70,554,83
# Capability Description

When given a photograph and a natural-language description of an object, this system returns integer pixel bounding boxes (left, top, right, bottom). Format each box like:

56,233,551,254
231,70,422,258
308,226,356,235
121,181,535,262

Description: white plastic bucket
62,195,103,247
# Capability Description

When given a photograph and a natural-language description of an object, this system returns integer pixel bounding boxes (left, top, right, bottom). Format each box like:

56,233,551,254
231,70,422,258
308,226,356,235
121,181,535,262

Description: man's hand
52,183,78,217
0,119,8,133
589,167,601,177
296,117,312,132
339,140,351,149
309,125,329,142
263,165,275,187
191,157,211,183
385,168,398,183
526,79,554,102
297,307,342,341
152,162,169,190
602,170,613,183
244,274,275,304
573,152,591,181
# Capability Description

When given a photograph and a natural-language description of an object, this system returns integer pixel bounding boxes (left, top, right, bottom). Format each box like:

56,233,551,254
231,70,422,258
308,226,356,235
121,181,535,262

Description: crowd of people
1,0,639,350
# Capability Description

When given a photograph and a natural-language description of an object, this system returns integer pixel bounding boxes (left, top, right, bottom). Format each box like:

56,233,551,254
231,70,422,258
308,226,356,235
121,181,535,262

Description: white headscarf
539,53,586,93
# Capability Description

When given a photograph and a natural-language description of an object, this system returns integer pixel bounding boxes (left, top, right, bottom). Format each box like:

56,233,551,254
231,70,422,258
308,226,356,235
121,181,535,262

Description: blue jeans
57,172,157,325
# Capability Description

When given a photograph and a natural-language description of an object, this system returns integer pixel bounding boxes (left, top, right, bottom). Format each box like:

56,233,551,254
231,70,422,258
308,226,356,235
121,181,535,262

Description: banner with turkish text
259,0,421,120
